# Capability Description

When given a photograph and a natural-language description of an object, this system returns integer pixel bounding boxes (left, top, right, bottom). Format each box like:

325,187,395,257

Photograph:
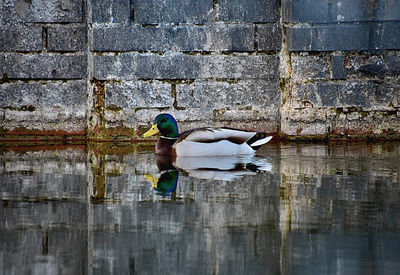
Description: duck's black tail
246,133,273,150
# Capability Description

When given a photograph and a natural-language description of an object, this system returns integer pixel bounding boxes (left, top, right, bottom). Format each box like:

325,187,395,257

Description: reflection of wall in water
1,143,400,273
279,143,400,232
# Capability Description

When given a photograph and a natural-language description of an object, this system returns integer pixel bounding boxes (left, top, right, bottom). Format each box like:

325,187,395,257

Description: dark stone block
359,60,387,78
373,22,400,50
3,0,83,23
337,82,369,107
5,54,87,79
331,55,346,80
282,0,328,23
385,55,400,77
92,25,254,52
287,24,370,51
316,83,339,107
90,0,131,23
344,54,400,78
218,0,278,22
0,25,42,51
133,0,212,24
257,23,281,51
92,26,163,52
47,26,86,52
317,82,369,107
283,0,400,23
368,82,400,107
90,0,111,23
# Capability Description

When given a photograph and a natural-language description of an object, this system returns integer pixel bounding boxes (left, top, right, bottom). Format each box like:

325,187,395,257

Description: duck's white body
173,128,273,156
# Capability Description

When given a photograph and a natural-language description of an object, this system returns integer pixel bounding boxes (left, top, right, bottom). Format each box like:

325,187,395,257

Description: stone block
0,80,86,109
92,25,255,52
368,81,400,108
0,80,87,133
92,26,166,52
3,0,83,23
135,54,200,80
218,0,278,23
331,55,346,80
41,80,87,109
133,0,212,24
4,53,87,79
343,54,400,78
135,54,279,80
199,24,254,52
290,83,319,109
92,54,135,80
0,82,40,108
47,26,86,51
90,0,131,23
319,82,370,108
372,22,400,50
291,54,329,82
290,81,374,109
283,0,400,23
287,24,370,51
0,25,42,51
176,80,280,112
105,81,173,109
384,54,400,77
203,55,279,80
257,23,281,51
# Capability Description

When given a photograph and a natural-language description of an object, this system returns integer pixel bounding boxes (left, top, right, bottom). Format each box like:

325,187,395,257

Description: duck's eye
161,118,167,123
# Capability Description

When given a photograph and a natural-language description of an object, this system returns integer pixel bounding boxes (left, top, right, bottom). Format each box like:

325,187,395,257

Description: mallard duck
142,113,273,156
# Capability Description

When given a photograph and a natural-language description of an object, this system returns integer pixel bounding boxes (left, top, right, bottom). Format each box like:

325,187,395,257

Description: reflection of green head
155,170,178,195
154,113,179,138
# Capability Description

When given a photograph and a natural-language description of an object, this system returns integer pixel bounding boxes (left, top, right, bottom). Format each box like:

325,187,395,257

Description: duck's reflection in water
145,154,272,195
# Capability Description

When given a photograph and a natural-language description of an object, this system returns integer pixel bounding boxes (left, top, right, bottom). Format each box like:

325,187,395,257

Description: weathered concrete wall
1,0,400,140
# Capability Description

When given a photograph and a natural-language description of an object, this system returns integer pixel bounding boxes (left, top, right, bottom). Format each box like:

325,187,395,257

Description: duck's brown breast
155,137,177,155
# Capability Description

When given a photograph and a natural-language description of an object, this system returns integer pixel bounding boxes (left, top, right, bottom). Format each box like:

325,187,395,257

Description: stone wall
0,0,87,137
1,0,400,140
281,0,400,138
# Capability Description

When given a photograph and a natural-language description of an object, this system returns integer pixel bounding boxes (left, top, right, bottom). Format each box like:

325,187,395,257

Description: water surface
1,142,399,274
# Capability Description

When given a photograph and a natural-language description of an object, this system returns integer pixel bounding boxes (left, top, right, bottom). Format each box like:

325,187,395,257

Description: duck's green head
142,113,179,138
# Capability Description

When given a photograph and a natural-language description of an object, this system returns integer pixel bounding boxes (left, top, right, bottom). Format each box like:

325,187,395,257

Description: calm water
0,142,400,275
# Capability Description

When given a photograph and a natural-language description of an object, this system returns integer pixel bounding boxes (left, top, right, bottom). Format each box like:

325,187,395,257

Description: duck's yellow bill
142,124,159,138
144,174,158,188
